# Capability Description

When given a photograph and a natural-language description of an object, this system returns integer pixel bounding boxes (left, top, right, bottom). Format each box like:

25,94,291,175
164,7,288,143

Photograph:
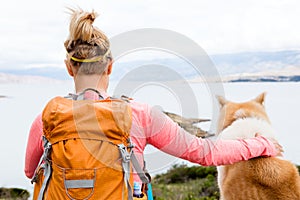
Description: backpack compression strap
31,136,52,200
118,140,150,200
118,143,134,200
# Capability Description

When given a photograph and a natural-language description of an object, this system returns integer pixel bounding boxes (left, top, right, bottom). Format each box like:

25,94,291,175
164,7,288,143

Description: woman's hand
255,133,284,157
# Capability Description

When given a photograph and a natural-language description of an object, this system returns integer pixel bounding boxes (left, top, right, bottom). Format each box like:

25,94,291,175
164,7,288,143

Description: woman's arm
24,114,43,178
144,106,277,166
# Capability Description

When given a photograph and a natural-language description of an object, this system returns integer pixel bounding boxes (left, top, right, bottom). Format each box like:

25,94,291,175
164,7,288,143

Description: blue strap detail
147,183,154,200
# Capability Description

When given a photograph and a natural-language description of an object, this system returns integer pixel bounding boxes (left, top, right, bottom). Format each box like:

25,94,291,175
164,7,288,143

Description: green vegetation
0,187,30,200
152,164,220,200
152,164,300,200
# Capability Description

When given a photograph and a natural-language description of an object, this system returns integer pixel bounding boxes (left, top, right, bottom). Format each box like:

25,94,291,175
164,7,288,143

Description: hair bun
64,8,110,59
86,12,96,23
68,8,99,43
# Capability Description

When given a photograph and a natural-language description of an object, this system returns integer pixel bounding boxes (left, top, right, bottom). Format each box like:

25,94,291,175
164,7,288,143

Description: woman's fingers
271,139,284,157
255,133,284,157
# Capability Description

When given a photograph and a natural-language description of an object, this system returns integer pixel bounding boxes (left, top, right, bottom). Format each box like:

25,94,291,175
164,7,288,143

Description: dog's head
216,92,270,133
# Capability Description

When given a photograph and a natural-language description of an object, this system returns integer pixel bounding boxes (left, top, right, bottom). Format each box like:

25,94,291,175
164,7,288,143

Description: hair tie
69,49,111,63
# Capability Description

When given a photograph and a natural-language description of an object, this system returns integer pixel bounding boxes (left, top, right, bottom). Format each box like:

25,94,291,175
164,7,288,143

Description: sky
0,0,300,70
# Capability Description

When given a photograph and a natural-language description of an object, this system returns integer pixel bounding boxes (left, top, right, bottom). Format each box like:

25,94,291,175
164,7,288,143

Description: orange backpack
31,90,149,200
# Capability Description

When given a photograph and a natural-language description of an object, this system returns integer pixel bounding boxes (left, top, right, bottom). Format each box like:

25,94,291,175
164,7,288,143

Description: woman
25,8,281,199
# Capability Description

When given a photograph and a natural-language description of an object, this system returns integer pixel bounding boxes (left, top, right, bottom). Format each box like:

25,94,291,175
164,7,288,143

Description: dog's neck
218,117,275,140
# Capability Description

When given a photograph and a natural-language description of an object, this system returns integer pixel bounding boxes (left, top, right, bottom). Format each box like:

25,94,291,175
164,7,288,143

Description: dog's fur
216,93,300,200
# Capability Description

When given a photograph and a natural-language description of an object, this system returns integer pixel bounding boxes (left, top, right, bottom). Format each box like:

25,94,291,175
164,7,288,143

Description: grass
151,163,300,200
152,164,220,200
153,177,219,200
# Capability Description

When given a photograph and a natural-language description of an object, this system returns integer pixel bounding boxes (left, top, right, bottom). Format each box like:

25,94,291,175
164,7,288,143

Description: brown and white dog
216,93,300,200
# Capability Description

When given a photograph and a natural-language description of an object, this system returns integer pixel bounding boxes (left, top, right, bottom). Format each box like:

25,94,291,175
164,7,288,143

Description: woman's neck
74,74,108,94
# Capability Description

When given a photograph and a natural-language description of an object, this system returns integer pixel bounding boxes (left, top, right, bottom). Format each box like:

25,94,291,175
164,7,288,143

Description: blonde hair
64,8,112,75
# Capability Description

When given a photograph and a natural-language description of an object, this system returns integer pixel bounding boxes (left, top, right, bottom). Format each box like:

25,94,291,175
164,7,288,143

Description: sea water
0,81,299,193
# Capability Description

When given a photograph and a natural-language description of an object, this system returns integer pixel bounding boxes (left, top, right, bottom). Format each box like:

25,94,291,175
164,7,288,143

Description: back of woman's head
64,8,112,75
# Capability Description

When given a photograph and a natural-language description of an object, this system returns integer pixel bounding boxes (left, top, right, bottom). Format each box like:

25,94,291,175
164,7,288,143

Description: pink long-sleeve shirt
24,92,277,179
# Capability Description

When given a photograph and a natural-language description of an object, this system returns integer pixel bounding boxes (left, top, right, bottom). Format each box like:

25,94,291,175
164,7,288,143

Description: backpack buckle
118,144,133,163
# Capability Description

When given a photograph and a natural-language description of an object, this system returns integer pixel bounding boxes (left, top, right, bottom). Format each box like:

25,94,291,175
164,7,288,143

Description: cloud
1,0,300,70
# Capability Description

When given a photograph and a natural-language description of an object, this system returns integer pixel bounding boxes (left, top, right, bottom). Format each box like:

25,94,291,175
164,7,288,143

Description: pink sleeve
144,106,277,166
24,114,44,178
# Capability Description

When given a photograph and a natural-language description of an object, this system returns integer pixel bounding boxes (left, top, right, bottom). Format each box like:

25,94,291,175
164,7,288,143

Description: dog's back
217,93,300,200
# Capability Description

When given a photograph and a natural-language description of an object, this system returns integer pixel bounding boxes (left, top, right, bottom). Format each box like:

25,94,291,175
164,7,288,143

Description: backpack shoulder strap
65,88,104,100
131,153,150,184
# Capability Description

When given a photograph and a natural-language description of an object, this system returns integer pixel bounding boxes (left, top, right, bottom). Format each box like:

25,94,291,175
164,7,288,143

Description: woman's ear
106,62,113,75
65,60,74,77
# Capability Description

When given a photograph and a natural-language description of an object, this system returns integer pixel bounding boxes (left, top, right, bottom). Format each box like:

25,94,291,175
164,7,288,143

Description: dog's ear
253,92,266,105
216,95,228,107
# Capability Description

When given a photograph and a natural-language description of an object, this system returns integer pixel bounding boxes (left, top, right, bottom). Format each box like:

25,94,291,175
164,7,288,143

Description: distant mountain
223,66,300,82
0,72,68,84
0,67,71,80
108,50,300,82
0,50,299,83
229,76,300,82
112,50,300,82
210,50,300,75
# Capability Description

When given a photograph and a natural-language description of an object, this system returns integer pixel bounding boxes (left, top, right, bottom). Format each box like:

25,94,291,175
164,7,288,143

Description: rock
163,111,213,138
